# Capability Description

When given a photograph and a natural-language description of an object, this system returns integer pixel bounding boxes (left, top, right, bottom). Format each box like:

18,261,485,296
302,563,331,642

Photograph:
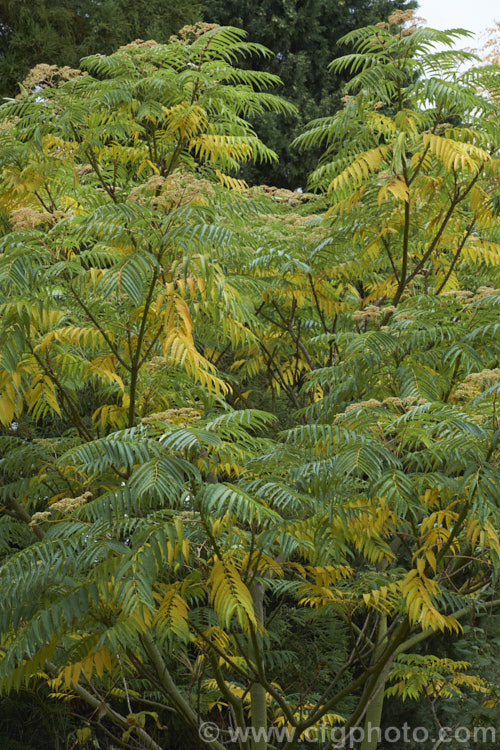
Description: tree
0,18,499,750
201,0,417,188
0,26,295,748
0,0,202,98
284,11,500,745
294,10,500,306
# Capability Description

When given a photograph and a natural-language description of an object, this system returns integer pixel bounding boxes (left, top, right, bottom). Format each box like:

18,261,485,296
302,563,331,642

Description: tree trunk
360,614,387,750
250,582,268,750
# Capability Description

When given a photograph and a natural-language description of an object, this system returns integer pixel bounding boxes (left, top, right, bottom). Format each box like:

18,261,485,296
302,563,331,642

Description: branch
140,632,227,750
128,267,159,427
392,191,411,307
308,273,331,333
259,340,301,410
207,651,250,750
404,166,483,289
380,236,400,283
5,497,45,541
85,147,118,203
69,284,131,370
28,341,94,442
435,218,476,295
44,660,163,750
271,300,315,370
292,617,411,741
247,621,298,728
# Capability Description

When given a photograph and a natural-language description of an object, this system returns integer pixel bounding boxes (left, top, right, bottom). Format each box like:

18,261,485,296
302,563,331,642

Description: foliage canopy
0,15,499,750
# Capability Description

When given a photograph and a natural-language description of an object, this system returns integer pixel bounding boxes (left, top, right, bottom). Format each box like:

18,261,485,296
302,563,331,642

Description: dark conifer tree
202,0,417,187
0,0,201,97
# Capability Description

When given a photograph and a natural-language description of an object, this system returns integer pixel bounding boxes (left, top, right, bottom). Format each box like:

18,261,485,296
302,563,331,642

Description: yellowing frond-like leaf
402,569,461,633
208,557,257,630
328,146,388,194
153,587,191,642
378,176,409,205
422,134,490,172
215,169,248,192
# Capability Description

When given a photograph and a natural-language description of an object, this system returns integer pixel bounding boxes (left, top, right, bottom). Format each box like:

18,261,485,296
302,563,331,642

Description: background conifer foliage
202,0,417,187
0,0,202,98
0,13,499,750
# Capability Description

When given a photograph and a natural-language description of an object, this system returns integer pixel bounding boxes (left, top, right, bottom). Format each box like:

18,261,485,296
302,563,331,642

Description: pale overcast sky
416,0,498,45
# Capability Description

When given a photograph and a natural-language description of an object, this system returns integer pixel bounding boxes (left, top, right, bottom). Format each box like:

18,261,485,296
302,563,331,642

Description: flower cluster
345,398,383,411
169,23,221,45
29,492,93,526
375,10,424,36
451,369,500,402
29,512,52,527
382,396,428,409
164,173,214,207
352,305,396,323
118,39,160,51
393,311,415,321
388,9,418,26
469,286,500,303
338,396,428,420
127,175,166,205
50,492,93,515
18,64,82,96
252,184,315,205
9,208,64,230
441,290,474,301
142,407,201,425
144,356,167,373
128,172,214,209
10,208,53,230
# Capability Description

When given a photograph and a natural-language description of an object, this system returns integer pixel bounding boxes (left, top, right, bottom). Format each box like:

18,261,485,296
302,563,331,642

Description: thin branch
259,340,301,410
381,236,400,283
395,597,500,657
308,273,331,334
85,147,118,203
435,218,476,295
69,284,131,370
128,267,159,427
140,632,227,750
271,300,315,370
45,660,163,750
404,166,483,288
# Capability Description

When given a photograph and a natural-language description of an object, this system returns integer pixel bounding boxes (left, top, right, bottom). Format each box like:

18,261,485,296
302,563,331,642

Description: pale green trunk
360,614,387,750
250,583,268,750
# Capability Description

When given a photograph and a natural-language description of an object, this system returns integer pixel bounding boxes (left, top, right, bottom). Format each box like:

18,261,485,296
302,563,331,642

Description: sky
415,0,498,48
